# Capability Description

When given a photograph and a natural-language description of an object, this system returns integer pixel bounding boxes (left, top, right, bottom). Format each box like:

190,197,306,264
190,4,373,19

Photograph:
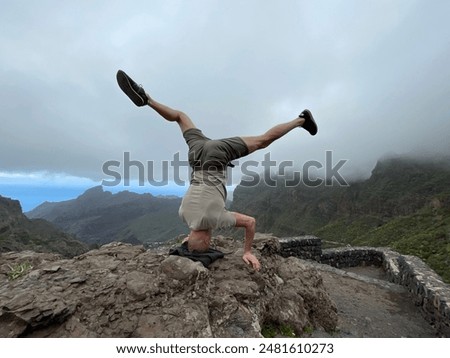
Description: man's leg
241,117,305,154
116,70,196,134
148,97,196,134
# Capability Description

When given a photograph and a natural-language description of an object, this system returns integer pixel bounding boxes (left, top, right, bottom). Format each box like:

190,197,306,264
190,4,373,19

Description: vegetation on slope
231,156,450,282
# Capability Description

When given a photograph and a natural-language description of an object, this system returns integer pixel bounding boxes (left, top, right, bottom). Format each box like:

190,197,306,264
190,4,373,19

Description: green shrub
7,262,33,281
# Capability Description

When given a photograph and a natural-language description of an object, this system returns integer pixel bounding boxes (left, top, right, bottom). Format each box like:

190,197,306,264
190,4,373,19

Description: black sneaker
299,109,318,136
116,70,148,107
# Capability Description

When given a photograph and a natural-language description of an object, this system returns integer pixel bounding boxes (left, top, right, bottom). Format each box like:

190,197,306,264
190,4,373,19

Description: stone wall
278,236,322,261
278,236,450,337
320,247,384,268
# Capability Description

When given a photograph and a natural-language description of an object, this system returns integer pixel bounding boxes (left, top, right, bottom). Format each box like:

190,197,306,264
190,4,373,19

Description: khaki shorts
179,183,237,230
179,128,249,230
183,128,249,169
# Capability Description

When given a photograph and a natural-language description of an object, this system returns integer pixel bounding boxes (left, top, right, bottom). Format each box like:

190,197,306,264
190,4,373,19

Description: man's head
187,229,211,252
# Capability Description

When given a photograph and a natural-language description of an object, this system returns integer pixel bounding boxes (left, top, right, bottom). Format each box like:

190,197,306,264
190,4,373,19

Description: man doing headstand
116,70,318,271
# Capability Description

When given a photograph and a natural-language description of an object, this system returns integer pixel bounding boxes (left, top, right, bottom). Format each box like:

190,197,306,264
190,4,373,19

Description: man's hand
242,252,261,271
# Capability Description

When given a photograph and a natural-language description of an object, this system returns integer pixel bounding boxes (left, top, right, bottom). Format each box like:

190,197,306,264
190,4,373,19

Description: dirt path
307,264,437,338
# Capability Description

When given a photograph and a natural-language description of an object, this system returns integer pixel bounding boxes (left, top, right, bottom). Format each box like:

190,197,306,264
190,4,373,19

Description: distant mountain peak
26,187,185,246
77,185,106,198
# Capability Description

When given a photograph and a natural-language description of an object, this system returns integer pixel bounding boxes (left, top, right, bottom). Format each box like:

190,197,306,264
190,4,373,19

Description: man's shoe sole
116,70,147,107
300,109,318,136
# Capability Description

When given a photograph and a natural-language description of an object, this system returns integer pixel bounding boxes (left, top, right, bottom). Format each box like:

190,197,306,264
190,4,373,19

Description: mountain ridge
0,195,87,257
26,186,187,245
231,156,450,282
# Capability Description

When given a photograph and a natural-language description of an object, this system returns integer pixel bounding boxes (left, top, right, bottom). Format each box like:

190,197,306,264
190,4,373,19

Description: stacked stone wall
278,236,322,261
278,236,450,337
320,247,384,268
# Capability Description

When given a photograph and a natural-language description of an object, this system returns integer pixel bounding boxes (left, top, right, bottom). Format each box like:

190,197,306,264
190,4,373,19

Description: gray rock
0,240,337,337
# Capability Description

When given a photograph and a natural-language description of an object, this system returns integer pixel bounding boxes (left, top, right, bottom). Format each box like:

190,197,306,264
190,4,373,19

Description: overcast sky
1,0,450,209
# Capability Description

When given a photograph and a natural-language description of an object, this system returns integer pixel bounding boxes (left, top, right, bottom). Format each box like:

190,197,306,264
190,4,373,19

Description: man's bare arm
233,212,261,271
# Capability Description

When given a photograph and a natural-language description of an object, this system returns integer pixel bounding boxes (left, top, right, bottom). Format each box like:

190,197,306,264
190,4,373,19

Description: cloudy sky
1,0,449,210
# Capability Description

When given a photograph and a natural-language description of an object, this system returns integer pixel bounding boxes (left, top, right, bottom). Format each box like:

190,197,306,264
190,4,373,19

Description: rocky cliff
0,237,337,338
0,195,87,258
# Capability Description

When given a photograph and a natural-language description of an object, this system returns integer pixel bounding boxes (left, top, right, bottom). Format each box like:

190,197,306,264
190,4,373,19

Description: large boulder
0,238,337,337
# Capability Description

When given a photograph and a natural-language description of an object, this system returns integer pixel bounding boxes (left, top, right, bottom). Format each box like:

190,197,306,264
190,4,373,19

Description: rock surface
0,237,337,338
307,264,438,337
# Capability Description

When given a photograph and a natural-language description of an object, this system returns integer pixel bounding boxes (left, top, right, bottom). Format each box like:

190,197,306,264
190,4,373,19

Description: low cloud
1,0,449,184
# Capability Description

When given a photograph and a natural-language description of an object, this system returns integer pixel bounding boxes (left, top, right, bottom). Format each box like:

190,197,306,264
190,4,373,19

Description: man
116,70,317,271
